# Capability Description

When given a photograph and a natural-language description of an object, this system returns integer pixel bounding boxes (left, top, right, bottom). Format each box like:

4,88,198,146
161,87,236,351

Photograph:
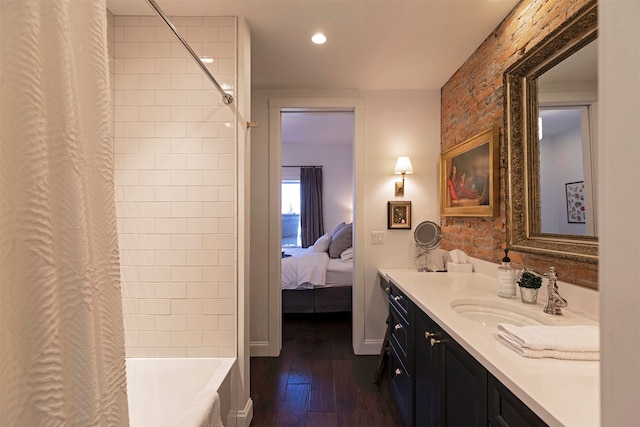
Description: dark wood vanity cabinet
385,281,546,427
414,305,487,427
388,284,414,426
488,374,546,427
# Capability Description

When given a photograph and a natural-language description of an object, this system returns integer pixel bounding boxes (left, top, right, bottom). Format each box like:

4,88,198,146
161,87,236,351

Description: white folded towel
496,323,599,360
497,323,599,352
497,332,599,361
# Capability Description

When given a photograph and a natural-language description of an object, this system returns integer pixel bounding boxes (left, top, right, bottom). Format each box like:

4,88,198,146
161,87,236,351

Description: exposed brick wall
440,0,597,289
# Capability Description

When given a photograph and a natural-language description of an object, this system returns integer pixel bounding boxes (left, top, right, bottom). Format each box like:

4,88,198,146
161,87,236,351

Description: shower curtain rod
145,0,234,105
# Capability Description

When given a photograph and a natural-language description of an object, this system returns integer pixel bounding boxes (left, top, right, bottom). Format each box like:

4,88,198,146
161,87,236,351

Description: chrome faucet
542,266,567,315
516,266,568,315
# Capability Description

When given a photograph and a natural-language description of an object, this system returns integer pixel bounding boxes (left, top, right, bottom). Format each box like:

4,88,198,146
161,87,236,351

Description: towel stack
496,324,600,360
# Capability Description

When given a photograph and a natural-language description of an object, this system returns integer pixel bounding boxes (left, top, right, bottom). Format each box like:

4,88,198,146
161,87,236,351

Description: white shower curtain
0,0,129,425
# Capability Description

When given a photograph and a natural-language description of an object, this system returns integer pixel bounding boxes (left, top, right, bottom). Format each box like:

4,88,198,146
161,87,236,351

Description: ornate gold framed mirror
504,0,598,263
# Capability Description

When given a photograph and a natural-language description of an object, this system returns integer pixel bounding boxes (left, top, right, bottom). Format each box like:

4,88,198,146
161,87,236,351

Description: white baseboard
227,397,253,427
250,341,271,357
354,339,384,356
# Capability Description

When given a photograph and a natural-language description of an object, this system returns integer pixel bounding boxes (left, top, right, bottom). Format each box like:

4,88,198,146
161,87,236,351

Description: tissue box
447,262,473,273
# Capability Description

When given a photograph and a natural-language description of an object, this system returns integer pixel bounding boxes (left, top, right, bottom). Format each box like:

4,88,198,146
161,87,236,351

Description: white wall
599,1,640,424
112,16,237,358
249,88,441,355
360,89,442,346
282,141,353,234
540,126,586,235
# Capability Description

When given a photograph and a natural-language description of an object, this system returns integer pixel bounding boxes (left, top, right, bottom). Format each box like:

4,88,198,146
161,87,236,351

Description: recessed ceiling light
311,33,327,45
200,57,214,64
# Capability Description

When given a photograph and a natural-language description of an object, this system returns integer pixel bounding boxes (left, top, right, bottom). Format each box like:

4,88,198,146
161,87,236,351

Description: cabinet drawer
488,374,547,427
389,284,410,318
390,344,413,426
389,304,410,359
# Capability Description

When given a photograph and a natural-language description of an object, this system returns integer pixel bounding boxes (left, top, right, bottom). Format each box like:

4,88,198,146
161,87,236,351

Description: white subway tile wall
111,15,237,357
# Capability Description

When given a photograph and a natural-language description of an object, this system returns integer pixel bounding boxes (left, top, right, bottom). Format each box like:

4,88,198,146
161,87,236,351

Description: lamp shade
394,156,413,175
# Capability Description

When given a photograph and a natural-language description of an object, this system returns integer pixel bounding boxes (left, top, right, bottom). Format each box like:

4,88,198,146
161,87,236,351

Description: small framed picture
388,201,412,229
565,181,585,223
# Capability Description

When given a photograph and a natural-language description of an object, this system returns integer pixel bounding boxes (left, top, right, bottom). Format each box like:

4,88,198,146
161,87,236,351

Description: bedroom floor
249,312,402,427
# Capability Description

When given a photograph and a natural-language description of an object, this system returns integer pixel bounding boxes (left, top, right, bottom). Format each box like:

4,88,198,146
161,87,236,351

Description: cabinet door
389,284,414,426
488,374,547,427
414,309,445,427
442,335,488,426
390,304,410,360
415,306,487,427
390,343,414,426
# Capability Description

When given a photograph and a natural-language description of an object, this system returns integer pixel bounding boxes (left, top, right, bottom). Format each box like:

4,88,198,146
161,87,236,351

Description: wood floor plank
278,383,310,427
288,327,313,385
311,319,333,359
309,357,335,412
332,359,359,427
250,355,289,426
306,411,338,427
250,312,402,427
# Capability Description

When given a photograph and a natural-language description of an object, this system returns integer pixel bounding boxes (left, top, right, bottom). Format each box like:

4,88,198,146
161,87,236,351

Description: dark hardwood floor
250,312,402,427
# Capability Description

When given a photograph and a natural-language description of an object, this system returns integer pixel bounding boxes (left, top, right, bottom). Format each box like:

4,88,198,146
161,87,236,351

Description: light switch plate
371,231,384,244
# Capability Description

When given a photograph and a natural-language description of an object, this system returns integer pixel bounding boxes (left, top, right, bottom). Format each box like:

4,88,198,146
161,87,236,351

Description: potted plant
517,271,543,304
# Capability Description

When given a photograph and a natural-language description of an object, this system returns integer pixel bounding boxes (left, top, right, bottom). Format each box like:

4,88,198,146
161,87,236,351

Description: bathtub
126,357,235,427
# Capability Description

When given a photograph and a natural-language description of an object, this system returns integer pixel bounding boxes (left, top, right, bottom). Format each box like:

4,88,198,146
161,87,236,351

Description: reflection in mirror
539,107,596,236
504,0,598,263
538,39,598,237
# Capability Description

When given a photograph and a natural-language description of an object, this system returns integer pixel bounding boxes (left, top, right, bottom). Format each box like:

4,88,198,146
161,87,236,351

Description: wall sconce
394,156,413,196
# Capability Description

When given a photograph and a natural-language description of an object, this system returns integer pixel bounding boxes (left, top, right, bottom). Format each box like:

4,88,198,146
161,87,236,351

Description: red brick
440,0,596,287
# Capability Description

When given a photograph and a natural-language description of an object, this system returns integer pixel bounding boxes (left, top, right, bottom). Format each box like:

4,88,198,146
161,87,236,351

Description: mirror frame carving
504,0,598,264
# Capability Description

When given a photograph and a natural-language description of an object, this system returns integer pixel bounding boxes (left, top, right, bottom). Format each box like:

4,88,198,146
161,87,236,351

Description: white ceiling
106,0,520,91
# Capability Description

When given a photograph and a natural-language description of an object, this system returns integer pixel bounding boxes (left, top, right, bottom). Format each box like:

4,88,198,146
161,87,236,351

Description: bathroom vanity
380,268,599,427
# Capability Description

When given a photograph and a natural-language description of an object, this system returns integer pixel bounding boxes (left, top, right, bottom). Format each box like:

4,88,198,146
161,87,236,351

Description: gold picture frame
440,127,499,217
388,201,412,229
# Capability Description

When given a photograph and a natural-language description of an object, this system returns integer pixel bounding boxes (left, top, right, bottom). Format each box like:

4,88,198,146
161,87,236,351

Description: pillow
312,233,330,253
340,247,354,261
329,222,348,239
328,223,352,259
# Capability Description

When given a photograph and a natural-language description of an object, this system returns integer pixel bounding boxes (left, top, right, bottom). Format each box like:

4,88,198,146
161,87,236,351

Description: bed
281,223,353,313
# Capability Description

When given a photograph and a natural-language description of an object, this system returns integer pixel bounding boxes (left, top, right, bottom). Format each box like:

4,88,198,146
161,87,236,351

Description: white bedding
281,250,329,290
325,258,353,287
281,247,353,290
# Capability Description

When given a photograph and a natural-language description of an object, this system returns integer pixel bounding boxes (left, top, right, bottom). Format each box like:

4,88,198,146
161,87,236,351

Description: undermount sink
450,298,552,328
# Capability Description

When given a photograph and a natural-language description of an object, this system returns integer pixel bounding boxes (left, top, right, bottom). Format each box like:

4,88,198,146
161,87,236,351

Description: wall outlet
371,231,384,244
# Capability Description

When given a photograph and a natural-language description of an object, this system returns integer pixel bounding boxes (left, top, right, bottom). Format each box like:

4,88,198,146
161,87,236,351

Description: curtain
0,1,129,425
300,167,325,247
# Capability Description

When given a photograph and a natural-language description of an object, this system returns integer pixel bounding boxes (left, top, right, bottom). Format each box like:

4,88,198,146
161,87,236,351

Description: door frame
268,97,365,355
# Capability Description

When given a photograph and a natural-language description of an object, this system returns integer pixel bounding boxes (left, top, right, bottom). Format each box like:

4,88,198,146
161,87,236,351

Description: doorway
280,110,355,248
267,98,365,356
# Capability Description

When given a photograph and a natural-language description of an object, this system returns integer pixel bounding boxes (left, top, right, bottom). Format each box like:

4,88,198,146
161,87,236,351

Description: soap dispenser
497,249,517,298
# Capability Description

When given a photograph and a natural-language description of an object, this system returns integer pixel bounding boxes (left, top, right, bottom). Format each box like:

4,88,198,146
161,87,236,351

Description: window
282,180,301,247
282,181,300,215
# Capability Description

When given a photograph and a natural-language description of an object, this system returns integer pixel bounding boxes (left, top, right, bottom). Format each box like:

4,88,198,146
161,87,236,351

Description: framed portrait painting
388,201,411,229
440,127,499,217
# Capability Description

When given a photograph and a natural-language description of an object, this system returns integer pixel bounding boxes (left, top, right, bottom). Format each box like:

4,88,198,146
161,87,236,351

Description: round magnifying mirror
414,221,442,272
414,221,442,250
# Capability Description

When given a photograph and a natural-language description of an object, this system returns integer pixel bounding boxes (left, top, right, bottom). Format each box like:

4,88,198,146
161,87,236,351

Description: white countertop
379,268,600,427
